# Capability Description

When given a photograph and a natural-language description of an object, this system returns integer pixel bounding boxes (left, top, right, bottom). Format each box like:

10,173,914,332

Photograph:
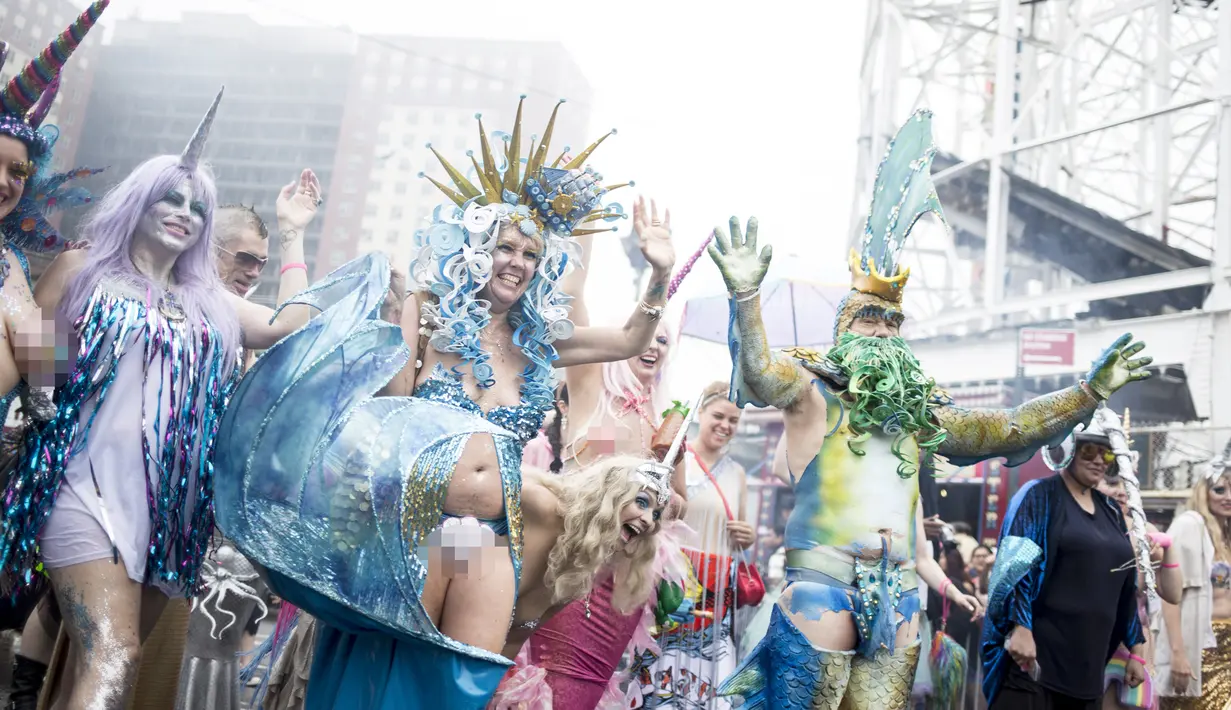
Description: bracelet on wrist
733,288,759,303
280,262,308,276
638,301,664,321
1128,652,1147,666
1161,562,1180,569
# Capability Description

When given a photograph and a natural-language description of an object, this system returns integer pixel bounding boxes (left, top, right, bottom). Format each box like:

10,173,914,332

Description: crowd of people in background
0,5,1227,710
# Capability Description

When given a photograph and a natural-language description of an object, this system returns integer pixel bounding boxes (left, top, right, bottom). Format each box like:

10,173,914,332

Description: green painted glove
706,216,772,295
1086,333,1152,400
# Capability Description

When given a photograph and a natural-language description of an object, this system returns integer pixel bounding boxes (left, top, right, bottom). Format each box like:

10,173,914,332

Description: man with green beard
711,111,1152,710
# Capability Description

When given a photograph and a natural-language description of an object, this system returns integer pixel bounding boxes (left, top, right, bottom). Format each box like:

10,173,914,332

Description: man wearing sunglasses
215,204,270,299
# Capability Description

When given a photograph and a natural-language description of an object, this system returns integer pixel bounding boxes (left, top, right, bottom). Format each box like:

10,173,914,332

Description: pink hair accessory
1148,531,1172,549
280,262,308,276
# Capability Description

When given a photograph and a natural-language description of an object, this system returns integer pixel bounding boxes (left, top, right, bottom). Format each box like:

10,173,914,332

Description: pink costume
525,574,640,708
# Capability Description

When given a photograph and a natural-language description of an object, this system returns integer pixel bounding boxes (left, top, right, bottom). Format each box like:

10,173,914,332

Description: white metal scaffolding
855,0,1229,331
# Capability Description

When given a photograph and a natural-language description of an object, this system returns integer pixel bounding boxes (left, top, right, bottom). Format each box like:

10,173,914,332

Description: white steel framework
855,0,1229,326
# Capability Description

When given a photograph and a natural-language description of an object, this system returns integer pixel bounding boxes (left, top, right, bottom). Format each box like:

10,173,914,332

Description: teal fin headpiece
848,109,947,304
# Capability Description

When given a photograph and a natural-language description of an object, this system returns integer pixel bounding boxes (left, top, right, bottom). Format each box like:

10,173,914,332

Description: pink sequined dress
524,574,641,708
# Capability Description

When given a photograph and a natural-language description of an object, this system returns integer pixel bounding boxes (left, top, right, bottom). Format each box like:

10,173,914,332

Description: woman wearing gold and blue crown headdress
212,96,681,708
707,110,1154,709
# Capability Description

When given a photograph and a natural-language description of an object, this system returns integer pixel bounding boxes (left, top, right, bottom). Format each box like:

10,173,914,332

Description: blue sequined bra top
412,364,544,445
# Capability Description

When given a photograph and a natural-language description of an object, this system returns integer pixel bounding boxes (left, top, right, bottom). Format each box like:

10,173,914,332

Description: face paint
134,178,207,256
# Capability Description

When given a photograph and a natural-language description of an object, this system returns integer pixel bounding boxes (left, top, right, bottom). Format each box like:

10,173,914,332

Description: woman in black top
983,422,1147,710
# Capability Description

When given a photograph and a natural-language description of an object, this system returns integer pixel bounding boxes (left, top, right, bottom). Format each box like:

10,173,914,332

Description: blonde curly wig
533,454,664,613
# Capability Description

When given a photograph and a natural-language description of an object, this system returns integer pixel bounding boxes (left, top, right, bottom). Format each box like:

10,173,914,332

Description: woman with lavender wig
0,88,317,710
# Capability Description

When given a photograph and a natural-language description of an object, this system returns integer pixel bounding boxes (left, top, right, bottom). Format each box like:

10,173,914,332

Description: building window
13,15,25,29
437,77,451,91
463,76,478,92
391,206,403,219
411,76,426,90
387,230,398,242
399,157,410,171
395,182,407,195
365,204,378,217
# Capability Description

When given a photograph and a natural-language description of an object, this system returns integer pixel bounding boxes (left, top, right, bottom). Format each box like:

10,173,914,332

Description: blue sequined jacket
980,474,1145,704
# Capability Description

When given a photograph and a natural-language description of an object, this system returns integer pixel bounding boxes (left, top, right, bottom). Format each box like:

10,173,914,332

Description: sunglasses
219,247,268,271
1077,442,1116,465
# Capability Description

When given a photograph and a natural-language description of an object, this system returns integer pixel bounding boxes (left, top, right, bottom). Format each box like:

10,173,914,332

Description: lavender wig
61,154,241,370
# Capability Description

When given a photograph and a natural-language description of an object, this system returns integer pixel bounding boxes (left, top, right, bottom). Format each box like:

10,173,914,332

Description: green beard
824,332,948,478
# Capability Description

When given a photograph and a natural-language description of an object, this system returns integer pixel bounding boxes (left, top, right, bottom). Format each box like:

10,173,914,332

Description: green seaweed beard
824,332,947,478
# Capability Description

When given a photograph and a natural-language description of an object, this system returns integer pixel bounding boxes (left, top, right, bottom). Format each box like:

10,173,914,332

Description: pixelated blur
425,515,506,580
14,310,74,388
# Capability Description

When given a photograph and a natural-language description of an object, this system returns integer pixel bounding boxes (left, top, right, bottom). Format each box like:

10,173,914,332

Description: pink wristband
280,262,308,275
939,578,951,598
1128,652,1147,666
1161,562,1180,569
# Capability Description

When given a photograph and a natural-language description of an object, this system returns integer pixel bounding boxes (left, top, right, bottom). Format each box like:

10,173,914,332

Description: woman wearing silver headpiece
984,415,1148,709
1155,441,1231,709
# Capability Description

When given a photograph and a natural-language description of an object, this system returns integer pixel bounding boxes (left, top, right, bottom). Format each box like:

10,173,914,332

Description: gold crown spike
847,248,910,303
427,143,482,204
502,96,525,194
419,172,467,206
474,114,503,201
564,129,616,170
465,151,501,205
422,97,625,236
550,146,571,169
527,99,565,185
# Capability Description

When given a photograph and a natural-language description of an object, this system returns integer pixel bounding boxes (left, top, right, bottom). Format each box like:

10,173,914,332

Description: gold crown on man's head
848,248,910,304
421,96,631,238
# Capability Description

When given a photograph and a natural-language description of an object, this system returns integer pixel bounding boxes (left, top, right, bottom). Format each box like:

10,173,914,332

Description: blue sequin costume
214,253,533,709
980,475,1145,705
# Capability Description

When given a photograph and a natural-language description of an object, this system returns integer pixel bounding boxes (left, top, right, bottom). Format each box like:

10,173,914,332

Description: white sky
105,0,868,400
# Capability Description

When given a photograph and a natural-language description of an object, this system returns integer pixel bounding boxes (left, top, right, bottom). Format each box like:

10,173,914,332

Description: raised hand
1086,333,1152,399
632,196,675,274
707,216,771,295
276,168,323,233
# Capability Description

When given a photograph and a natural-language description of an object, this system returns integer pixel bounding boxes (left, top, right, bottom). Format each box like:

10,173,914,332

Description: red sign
1018,328,1076,367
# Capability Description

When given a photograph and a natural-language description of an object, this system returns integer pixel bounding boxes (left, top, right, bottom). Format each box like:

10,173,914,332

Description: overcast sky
103,0,868,399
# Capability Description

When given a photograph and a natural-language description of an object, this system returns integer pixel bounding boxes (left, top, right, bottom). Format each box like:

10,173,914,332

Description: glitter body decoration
712,109,1125,710
213,253,521,704
0,285,237,595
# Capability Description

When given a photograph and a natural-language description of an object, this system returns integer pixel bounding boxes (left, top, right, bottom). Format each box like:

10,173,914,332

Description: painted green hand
707,216,772,295
1086,333,1152,399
